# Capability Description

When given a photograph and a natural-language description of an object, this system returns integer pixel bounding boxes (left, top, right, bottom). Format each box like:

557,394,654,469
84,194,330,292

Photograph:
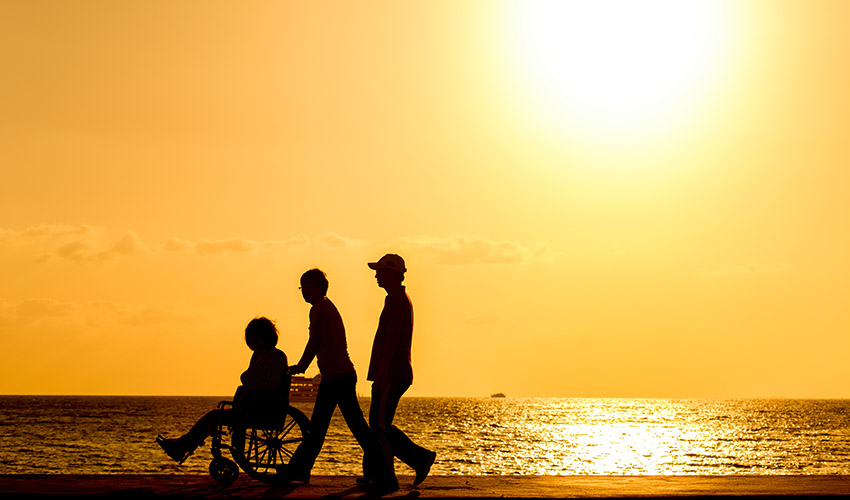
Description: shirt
297,297,355,380
240,347,288,389
367,286,414,384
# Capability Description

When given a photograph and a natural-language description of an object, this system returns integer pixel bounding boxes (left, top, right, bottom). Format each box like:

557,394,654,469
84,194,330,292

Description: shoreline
1,474,849,498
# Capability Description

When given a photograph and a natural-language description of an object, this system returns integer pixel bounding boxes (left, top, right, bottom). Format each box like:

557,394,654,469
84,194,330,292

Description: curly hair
245,316,278,350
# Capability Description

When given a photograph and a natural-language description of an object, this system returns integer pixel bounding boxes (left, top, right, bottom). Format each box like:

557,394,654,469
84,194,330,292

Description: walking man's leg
369,382,436,485
287,383,336,481
335,374,372,450
335,374,396,489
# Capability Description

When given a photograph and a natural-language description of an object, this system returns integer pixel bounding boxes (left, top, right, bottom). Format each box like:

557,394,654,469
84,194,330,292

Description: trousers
369,381,431,472
289,371,391,481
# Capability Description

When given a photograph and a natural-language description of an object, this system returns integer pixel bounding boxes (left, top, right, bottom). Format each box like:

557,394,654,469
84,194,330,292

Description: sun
503,0,734,144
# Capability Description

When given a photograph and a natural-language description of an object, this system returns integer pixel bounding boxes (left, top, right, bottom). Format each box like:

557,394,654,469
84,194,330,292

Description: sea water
0,396,848,475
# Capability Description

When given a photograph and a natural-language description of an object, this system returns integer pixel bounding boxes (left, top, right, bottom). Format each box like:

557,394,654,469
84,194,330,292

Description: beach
1,474,849,498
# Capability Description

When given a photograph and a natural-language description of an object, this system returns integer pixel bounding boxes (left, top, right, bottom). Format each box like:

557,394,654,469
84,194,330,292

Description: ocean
0,396,848,476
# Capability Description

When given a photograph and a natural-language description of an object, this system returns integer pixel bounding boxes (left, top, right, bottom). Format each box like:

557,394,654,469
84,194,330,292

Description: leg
182,408,231,448
335,373,372,450
287,380,337,479
158,408,231,463
334,373,395,487
370,382,435,484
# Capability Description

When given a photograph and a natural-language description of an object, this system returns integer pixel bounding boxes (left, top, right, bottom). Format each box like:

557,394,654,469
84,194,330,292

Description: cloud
315,233,362,248
1,224,99,243
162,237,191,252
0,225,147,262
54,240,96,260
4,224,356,261
90,301,200,327
0,298,75,328
0,297,73,317
111,232,147,256
49,230,148,262
698,262,789,277
195,237,262,255
163,235,308,255
161,233,359,255
24,224,99,238
0,297,200,330
391,235,551,265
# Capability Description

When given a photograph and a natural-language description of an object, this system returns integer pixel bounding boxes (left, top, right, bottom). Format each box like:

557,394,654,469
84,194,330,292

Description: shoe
413,451,436,486
156,435,192,464
364,479,399,497
356,476,373,489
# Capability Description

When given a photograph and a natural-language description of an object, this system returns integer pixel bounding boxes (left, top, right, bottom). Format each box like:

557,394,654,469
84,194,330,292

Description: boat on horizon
290,374,321,403
490,392,506,398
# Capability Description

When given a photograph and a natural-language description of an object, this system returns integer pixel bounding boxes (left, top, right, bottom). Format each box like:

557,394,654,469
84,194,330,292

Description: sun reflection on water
516,399,694,474
398,398,850,475
2,397,848,475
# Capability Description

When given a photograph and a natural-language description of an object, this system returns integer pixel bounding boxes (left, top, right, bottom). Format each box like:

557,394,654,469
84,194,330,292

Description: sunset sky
2,0,848,398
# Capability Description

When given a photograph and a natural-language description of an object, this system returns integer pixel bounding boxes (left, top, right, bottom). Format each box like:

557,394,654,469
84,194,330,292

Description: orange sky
1,0,848,397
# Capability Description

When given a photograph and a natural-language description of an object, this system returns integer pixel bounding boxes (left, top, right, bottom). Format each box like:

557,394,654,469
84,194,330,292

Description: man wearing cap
365,254,436,488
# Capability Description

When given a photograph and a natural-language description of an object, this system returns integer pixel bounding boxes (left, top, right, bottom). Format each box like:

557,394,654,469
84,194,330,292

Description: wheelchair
206,385,311,485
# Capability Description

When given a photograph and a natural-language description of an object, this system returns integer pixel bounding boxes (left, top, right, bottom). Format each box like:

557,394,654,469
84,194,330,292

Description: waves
0,396,848,475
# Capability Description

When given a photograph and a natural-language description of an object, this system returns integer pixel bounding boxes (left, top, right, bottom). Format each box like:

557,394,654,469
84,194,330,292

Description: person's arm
291,309,326,374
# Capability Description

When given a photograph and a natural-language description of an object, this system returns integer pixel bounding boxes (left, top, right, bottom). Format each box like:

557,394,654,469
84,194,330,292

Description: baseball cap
368,253,406,273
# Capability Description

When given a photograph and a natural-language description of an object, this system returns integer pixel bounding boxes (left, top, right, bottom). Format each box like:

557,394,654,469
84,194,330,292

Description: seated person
156,316,289,463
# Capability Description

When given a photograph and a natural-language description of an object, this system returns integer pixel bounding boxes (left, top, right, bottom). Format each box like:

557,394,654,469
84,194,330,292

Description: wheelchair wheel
230,405,310,484
209,457,239,485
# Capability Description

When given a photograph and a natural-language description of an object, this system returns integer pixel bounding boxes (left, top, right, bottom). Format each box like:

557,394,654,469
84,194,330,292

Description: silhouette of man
286,269,393,489
366,254,436,487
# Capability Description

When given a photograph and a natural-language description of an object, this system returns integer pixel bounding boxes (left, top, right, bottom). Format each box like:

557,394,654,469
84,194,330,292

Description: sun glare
504,0,735,144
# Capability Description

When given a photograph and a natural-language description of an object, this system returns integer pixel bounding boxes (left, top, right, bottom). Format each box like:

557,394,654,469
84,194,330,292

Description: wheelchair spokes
217,405,310,485
243,427,288,472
